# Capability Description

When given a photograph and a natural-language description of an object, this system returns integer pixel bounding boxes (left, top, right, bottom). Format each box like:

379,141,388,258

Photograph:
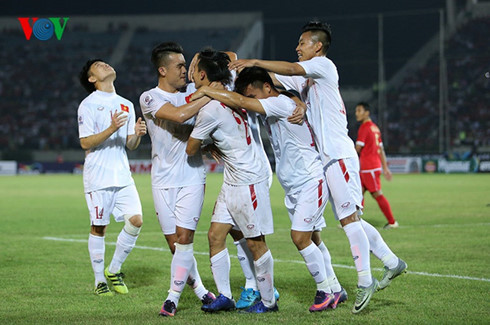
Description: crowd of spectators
384,16,490,154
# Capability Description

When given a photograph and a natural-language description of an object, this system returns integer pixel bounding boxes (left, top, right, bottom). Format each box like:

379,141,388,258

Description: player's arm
229,59,306,76
191,86,266,114
379,145,392,181
155,97,211,123
80,111,126,150
186,137,202,156
355,143,363,154
126,117,147,150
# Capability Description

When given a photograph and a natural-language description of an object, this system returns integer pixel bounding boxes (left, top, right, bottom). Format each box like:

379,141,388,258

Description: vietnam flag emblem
120,104,129,113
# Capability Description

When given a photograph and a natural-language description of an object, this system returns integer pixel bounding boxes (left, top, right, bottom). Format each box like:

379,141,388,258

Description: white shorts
325,157,363,221
152,184,205,235
285,178,328,232
85,184,142,226
212,180,274,238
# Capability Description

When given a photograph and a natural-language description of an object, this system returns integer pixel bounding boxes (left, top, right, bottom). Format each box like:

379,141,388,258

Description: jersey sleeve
298,56,333,80
356,124,367,147
126,102,136,136
275,73,306,93
78,101,95,138
139,91,167,119
259,95,294,119
190,106,219,140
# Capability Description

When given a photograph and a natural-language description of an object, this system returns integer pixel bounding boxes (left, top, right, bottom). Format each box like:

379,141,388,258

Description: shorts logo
304,218,313,223
246,224,255,230
193,217,200,223
144,94,153,105
174,280,185,286
341,202,351,208
97,106,104,111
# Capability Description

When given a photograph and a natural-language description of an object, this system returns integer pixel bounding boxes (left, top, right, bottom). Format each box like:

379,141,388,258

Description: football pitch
1,173,489,324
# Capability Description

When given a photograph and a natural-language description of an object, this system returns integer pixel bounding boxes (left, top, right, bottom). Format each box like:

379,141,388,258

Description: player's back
139,85,205,188
259,94,324,192
193,100,268,186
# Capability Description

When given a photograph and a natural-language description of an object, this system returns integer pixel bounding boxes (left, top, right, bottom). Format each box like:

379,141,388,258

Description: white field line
61,222,490,238
43,236,490,283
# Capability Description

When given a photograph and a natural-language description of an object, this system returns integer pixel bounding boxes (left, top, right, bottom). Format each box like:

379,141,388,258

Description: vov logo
18,17,69,40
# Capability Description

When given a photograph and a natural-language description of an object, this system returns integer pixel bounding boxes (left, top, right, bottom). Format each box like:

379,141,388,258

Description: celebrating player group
77,20,407,316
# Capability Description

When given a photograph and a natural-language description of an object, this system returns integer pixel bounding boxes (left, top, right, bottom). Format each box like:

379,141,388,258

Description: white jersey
258,94,324,193
275,56,357,165
190,100,268,186
247,111,273,186
78,90,135,192
139,84,205,188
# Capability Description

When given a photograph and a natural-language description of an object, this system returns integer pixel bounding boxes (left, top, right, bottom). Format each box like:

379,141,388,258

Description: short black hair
357,101,371,112
151,42,184,73
301,21,332,54
79,58,103,94
197,48,231,85
234,67,275,95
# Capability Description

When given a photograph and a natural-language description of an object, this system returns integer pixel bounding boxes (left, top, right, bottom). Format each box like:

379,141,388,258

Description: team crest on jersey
97,106,104,111
78,115,83,125
144,94,153,106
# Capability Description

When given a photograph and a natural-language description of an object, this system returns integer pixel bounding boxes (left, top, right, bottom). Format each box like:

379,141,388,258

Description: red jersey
356,120,382,171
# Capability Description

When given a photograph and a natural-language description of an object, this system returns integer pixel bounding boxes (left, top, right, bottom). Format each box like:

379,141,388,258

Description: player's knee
371,190,382,198
291,231,311,250
124,214,142,236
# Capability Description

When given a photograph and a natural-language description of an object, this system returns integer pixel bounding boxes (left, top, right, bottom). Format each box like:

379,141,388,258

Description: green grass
0,173,489,324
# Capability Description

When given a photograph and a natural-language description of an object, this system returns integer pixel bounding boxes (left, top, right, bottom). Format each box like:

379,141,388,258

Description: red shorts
360,169,382,193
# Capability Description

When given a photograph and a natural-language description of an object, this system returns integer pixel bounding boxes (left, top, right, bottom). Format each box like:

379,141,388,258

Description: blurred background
0,0,488,174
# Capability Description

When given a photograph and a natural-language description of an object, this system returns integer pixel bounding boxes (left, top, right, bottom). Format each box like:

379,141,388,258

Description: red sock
375,195,395,224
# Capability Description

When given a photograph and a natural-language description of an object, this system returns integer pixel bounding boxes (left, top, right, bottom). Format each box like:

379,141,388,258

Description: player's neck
362,118,372,124
96,82,115,93
157,79,179,93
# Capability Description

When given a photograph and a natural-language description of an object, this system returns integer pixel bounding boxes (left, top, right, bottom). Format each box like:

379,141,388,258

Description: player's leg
106,184,143,294
229,229,261,309
202,186,236,313
85,189,114,296
232,181,277,313
327,159,377,313
370,170,397,227
311,231,348,309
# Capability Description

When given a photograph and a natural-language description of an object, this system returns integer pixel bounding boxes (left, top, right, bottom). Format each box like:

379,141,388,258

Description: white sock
88,234,106,286
317,241,342,292
188,256,208,299
234,238,257,290
299,242,330,292
109,229,137,274
254,250,275,308
360,219,398,269
343,221,372,287
210,248,232,299
167,243,194,305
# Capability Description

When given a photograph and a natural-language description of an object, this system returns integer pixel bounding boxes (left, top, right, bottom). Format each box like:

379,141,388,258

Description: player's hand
110,111,128,131
135,117,147,136
188,53,200,83
384,168,393,181
228,59,256,72
288,102,306,125
190,87,206,101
